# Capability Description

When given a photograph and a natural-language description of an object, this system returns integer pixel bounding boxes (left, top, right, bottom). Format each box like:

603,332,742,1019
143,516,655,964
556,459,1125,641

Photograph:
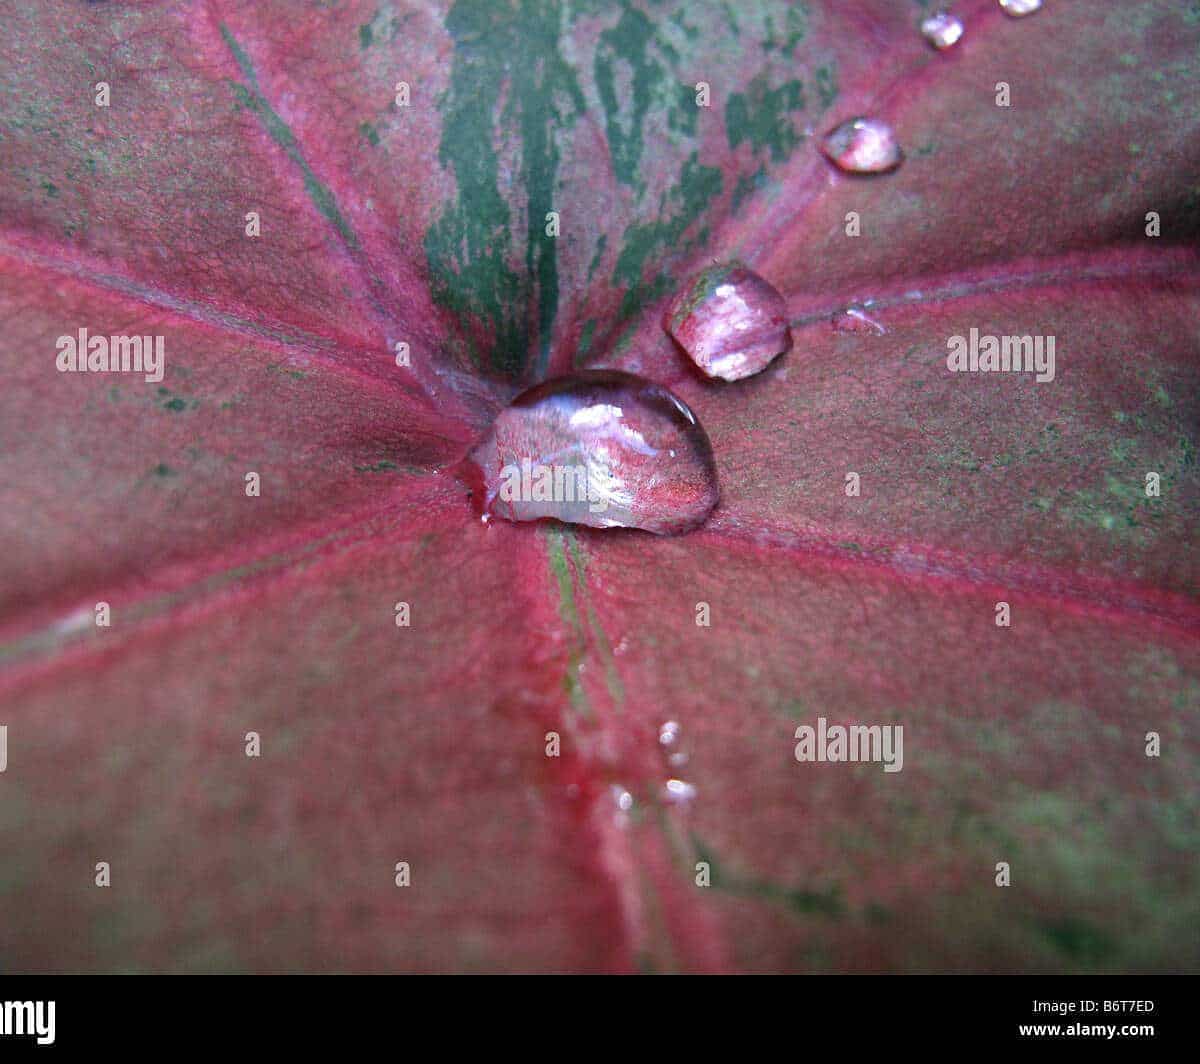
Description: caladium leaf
0,0,1197,973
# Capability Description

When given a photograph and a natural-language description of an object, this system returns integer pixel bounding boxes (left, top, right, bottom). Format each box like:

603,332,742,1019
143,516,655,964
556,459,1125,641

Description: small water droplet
612,786,634,812
832,306,888,335
669,751,690,768
821,117,903,174
460,371,719,535
921,11,964,49
664,262,792,381
662,778,697,804
658,720,680,746
999,0,1041,15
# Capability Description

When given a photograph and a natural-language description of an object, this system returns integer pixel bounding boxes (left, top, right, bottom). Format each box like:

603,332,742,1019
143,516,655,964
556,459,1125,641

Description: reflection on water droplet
832,307,888,335
821,117,903,174
663,779,697,804
664,262,792,381
659,720,681,746
461,371,719,535
999,0,1041,15
921,11,964,49
612,786,634,812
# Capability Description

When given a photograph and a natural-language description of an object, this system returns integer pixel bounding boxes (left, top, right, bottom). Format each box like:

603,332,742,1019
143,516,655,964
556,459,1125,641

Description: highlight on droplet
821,117,903,174
999,0,1041,16
921,11,964,49
460,371,719,535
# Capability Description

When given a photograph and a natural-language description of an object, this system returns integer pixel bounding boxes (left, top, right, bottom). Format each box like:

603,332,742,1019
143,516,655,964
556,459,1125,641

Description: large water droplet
462,371,719,535
921,11,964,49
821,117,903,174
664,262,792,382
999,0,1041,15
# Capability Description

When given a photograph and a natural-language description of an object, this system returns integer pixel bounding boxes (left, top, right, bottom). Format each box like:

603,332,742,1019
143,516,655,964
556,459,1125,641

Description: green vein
689,832,845,917
544,527,627,718
566,535,625,710
545,526,591,719
220,23,360,251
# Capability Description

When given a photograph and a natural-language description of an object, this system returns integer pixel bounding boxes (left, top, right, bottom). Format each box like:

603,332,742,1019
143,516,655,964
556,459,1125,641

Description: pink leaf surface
0,0,1197,972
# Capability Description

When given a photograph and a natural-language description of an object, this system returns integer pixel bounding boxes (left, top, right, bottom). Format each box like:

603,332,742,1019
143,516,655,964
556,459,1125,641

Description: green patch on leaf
667,82,699,136
815,64,838,110
691,834,845,917
576,318,596,364
731,166,768,212
266,363,308,380
594,5,665,188
425,0,585,377
612,152,722,321
359,5,400,49
585,234,607,285
1035,917,1117,963
726,75,805,162
761,5,808,58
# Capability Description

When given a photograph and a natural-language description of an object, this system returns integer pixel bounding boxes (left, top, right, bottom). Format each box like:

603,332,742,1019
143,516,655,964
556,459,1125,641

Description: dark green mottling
761,4,808,58
667,82,700,136
1036,917,1117,963
594,5,663,187
576,318,597,364
731,165,768,212
425,0,584,377
815,63,838,110
692,835,845,917
726,76,806,161
612,152,722,321
585,233,607,285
